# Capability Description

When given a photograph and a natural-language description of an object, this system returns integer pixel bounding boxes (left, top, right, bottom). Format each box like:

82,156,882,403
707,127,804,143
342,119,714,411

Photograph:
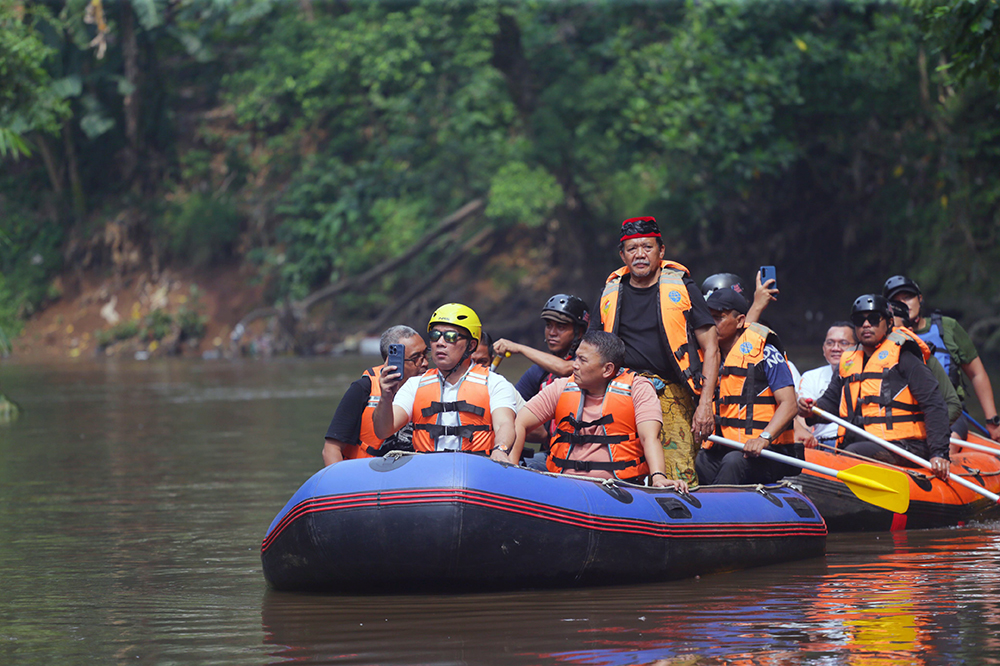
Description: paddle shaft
950,437,1000,455
490,351,511,371
813,406,1000,503
708,435,910,511
708,435,881,489
963,409,991,437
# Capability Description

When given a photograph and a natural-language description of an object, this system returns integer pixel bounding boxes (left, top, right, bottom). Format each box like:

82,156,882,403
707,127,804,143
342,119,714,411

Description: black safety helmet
883,275,922,301
541,294,590,329
701,273,747,300
851,294,893,321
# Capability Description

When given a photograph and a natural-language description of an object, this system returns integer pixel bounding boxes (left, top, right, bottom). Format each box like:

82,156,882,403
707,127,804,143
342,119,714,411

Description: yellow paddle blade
837,463,910,514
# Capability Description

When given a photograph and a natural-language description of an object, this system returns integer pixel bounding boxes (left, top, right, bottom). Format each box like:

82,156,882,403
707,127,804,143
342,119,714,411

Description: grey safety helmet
851,294,893,322
541,294,590,330
883,275,922,301
701,273,747,300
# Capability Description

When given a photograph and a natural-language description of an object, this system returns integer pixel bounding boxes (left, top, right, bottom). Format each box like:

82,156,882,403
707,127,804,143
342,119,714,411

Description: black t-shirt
591,276,713,383
515,363,549,401
325,374,412,451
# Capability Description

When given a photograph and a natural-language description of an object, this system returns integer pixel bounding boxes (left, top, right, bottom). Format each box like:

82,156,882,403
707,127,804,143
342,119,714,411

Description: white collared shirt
393,365,518,451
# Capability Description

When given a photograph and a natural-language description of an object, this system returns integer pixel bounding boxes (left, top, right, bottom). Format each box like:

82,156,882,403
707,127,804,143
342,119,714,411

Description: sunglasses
851,313,883,327
429,329,469,344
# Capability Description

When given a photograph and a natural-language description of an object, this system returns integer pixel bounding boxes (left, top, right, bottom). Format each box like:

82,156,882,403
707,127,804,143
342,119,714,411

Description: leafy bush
0,206,63,325
95,320,141,347
143,309,173,341
158,193,243,267
177,307,206,341
485,162,563,227
0,273,20,352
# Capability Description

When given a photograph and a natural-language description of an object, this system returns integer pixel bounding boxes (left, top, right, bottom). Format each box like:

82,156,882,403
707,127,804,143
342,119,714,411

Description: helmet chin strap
441,339,477,383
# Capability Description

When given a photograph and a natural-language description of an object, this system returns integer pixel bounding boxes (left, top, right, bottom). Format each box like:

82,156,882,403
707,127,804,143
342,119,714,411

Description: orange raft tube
791,433,1000,531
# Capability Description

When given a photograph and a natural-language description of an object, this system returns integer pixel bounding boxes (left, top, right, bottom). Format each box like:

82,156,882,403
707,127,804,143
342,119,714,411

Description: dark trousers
842,438,931,467
695,446,786,486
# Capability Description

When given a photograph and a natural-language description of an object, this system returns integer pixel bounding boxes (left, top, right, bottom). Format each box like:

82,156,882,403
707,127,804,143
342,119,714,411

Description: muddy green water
1,358,998,665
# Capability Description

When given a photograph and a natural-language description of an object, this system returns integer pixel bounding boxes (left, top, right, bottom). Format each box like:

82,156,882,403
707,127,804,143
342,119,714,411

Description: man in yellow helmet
373,303,517,462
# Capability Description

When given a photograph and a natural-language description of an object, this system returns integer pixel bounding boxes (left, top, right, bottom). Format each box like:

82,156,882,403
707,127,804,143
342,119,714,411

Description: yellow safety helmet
427,303,482,341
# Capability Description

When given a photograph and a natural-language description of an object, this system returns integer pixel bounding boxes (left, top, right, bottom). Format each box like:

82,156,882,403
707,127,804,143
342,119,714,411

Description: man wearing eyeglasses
793,322,857,449
797,295,952,480
373,303,517,462
322,325,429,466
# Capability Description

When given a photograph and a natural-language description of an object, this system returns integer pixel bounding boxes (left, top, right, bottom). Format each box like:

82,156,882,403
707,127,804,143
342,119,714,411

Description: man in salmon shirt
511,330,688,491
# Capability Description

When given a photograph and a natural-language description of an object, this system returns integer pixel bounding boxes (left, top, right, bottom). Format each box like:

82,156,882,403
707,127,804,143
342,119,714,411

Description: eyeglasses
823,340,853,350
428,329,469,344
405,350,429,364
851,313,883,327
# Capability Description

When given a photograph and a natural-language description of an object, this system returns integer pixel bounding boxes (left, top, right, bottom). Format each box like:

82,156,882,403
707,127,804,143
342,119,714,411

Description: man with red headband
592,216,720,485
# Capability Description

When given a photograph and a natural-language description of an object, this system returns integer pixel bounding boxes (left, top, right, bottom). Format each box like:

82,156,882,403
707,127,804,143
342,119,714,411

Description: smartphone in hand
386,343,406,380
759,265,777,290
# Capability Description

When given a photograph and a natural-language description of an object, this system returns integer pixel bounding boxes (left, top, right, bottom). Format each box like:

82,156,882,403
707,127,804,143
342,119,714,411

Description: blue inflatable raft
261,453,826,592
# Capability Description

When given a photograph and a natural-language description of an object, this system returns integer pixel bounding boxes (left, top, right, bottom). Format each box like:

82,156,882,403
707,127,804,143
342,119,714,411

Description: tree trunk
121,1,141,183
62,124,85,223
36,134,65,198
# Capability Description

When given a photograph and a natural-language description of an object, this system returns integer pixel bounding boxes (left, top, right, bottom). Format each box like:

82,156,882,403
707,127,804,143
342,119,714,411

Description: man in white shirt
373,303,517,461
794,322,856,447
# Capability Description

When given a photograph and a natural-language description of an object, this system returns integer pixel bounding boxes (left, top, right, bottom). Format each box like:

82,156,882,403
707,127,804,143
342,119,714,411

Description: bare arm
962,357,1000,439
638,420,688,492
745,270,778,327
743,386,798,456
493,339,574,377
490,407,516,462
793,416,819,448
372,365,410,440
692,324,720,443
322,438,348,466
512,407,546,463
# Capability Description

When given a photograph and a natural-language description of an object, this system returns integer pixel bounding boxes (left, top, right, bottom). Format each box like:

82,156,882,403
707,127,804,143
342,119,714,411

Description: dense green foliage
2,0,999,345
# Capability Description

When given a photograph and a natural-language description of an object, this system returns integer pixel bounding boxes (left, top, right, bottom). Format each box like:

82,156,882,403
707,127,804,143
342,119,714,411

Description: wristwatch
987,416,1000,426
759,431,772,441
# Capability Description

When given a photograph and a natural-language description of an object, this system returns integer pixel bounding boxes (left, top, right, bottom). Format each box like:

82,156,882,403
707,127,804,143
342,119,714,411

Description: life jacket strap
716,395,777,406
558,413,614,430
413,423,491,440
549,455,645,473
858,414,924,426
553,431,629,446
420,400,486,418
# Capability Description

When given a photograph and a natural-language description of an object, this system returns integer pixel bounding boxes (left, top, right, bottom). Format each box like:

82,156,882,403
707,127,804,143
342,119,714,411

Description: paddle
949,436,1000,456
707,435,910,513
490,351,511,371
962,409,991,437
812,406,1000,504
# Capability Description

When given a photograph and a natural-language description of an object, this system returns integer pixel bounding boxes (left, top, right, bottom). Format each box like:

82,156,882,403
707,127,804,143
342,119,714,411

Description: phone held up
386,343,406,380
759,265,777,291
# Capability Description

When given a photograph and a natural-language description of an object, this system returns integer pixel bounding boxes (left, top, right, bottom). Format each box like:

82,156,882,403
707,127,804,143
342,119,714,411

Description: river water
1,357,999,665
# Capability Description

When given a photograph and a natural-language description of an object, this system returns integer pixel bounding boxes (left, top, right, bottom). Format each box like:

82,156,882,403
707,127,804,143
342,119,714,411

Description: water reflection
260,528,1000,666
1,360,999,665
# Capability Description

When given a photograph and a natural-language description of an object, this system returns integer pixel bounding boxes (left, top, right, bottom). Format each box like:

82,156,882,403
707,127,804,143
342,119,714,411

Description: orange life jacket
837,329,931,445
546,371,648,480
343,365,385,459
599,260,705,394
412,364,494,453
711,323,795,448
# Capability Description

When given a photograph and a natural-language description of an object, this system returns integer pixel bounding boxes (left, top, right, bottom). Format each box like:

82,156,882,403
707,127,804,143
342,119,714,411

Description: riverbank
8,263,266,364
